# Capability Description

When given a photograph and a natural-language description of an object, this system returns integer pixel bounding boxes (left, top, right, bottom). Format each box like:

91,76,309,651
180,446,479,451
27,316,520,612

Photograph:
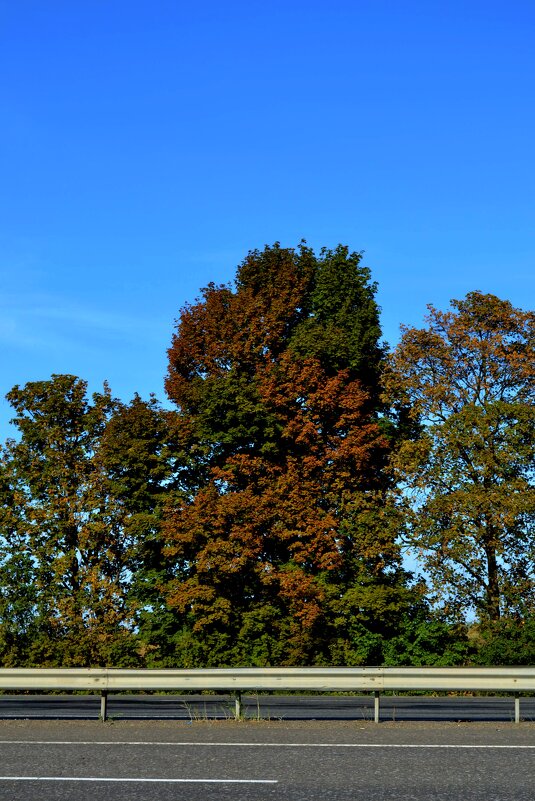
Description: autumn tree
390,292,535,623
0,375,138,665
163,243,413,666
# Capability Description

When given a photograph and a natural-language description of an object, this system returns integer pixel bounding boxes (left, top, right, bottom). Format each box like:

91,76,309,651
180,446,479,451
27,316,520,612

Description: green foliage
472,619,535,666
97,394,182,662
288,244,384,386
383,615,472,666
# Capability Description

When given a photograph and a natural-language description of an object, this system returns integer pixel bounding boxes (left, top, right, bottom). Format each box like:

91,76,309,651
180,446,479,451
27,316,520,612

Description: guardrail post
234,690,242,720
100,690,108,722
514,692,520,724
374,691,380,723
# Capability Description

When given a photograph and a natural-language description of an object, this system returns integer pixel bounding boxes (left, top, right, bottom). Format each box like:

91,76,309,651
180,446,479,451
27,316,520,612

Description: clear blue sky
1,0,534,434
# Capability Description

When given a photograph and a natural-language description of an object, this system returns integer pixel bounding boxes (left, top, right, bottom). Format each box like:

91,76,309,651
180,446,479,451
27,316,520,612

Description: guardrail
0,666,533,722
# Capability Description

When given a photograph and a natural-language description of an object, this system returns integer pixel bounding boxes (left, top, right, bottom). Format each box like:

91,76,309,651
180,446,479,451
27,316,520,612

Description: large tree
390,292,535,622
0,375,137,665
163,243,413,665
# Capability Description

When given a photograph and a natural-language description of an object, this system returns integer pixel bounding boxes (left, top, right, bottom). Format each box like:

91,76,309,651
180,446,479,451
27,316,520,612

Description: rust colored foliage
163,243,410,665
390,292,535,623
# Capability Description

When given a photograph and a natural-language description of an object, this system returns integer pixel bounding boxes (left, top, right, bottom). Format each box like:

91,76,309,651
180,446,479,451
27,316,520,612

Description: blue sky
1,0,534,435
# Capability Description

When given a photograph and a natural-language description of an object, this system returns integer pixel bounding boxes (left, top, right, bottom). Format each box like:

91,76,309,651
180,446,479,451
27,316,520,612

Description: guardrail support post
234,690,242,720
100,690,108,722
233,690,243,720
374,691,380,723
514,692,520,724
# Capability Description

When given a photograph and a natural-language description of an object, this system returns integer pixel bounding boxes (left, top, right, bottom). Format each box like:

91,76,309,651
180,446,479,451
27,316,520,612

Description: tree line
1,243,534,667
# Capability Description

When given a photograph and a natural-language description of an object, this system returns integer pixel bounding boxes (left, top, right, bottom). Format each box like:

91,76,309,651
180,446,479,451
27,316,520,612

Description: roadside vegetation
1,243,533,667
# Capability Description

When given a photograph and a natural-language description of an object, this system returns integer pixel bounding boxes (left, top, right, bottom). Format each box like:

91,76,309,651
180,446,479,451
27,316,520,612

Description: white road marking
0,740,534,749
0,776,277,783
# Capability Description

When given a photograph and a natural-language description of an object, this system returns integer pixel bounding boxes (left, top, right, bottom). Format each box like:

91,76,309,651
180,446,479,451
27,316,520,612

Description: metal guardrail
0,667,533,722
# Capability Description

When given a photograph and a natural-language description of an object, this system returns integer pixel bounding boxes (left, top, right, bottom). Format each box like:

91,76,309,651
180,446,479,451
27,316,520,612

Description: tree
163,243,413,665
98,394,181,664
0,454,40,664
0,375,137,665
390,292,535,623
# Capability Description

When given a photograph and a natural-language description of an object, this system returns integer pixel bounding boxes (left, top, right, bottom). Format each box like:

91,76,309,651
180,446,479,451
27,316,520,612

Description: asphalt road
0,693,534,722
0,720,533,800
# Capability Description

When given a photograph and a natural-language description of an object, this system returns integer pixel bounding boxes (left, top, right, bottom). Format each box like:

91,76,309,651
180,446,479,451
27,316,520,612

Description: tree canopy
1,246,533,667
390,291,535,622
163,243,414,665
0,375,135,664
